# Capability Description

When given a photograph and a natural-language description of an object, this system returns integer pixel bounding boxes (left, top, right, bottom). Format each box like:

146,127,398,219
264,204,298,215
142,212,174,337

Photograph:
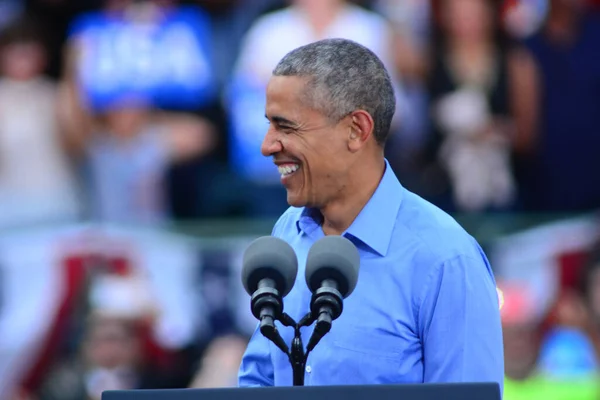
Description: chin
286,193,307,208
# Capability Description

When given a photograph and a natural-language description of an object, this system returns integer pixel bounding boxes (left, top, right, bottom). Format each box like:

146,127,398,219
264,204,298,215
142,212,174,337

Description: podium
102,383,501,400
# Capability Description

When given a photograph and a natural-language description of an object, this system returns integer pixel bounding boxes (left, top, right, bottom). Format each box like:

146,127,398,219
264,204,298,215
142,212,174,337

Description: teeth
278,164,299,176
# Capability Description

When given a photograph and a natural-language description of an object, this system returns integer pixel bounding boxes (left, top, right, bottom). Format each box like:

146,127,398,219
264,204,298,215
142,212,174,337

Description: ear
347,110,375,152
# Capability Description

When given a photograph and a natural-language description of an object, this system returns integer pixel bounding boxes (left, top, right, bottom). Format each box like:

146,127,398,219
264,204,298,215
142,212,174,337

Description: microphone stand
254,287,341,386
263,312,321,386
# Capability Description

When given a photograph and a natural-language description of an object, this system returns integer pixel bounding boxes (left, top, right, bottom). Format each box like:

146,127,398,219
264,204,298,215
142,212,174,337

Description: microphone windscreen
305,235,360,298
242,236,298,297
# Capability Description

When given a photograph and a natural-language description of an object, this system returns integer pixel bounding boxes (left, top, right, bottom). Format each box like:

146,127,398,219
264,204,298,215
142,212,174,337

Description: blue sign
227,77,280,184
69,6,217,112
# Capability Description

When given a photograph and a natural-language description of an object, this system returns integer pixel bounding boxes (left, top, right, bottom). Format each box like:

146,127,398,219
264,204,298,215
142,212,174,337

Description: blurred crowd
0,0,599,399
0,0,598,228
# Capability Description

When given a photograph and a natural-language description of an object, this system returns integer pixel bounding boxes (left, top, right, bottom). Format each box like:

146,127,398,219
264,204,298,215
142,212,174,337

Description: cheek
293,131,346,182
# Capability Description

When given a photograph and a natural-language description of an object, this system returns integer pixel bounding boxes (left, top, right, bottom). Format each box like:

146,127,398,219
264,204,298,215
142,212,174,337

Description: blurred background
0,0,598,398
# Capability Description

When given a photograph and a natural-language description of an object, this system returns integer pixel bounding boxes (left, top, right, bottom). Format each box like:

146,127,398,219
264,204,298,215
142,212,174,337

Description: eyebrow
265,114,298,128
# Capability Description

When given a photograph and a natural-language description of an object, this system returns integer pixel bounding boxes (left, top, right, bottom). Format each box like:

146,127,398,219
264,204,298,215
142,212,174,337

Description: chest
271,239,423,385
0,88,57,151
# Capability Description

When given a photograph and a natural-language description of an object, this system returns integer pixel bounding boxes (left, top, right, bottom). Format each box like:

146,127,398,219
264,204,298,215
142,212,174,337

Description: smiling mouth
277,163,300,179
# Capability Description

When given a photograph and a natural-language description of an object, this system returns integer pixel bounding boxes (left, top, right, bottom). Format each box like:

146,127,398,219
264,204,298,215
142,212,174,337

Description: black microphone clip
250,278,289,355
306,279,343,352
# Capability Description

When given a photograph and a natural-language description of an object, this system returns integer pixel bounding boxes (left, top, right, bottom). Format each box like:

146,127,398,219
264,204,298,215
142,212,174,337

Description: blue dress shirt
238,160,504,392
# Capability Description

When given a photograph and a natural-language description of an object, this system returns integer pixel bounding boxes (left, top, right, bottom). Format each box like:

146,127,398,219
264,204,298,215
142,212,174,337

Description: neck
320,155,385,236
448,37,492,57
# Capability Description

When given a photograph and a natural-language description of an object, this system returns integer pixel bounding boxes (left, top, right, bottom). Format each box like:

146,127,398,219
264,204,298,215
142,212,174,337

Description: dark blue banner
69,6,217,112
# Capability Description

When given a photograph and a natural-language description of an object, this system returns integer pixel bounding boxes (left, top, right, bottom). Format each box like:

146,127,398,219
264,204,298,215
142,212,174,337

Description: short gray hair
272,38,396,145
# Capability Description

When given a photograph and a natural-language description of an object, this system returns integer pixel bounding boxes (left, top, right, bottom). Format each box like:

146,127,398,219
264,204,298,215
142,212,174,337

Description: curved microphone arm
258,310,334,386
260,321,290,356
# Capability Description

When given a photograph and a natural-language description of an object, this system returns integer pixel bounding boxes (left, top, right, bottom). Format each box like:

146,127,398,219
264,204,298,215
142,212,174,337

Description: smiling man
237,38,504,391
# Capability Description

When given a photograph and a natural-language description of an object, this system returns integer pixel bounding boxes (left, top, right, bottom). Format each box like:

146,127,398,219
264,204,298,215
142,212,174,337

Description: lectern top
103,382,501,400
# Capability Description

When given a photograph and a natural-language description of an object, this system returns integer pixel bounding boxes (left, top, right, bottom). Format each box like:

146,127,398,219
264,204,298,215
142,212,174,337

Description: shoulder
244,8,294,41
345,4,389,26
271,206,303,237
235,8,294,76
394,191,498,304
395,189,486,267
343,4,394,47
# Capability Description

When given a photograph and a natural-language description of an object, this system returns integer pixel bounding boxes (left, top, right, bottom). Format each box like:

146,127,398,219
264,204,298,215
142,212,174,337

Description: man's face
0,42,45,81
262,75,352,208
444,0,493,42
84,318,140,369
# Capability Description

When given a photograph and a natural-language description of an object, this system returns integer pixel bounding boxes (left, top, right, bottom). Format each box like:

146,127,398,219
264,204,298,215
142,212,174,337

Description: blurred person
0,225,203,399
371,0,430,49
0,17,83,229
188,334,249,388
226,0,408,217
536,290,600,399
369,0,432,193
38,314,150,400
60,0,220,223
538,291,599,378
80,316,144,399
195,0,285,89
37,270,167,400
513,0,600,212
501,282,600,399
419,0,523,213
58,91,216,225
0,228,92,400
233,0,400,84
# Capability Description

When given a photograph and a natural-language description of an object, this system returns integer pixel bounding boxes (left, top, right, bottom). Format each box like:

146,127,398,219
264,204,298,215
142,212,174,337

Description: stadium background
0,0,599,399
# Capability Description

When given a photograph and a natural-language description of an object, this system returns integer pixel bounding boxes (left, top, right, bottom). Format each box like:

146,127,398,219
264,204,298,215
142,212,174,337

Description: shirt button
306,366,312,373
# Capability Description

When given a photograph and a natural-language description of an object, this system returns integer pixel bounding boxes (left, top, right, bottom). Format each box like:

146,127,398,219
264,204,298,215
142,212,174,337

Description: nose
261,128,283,157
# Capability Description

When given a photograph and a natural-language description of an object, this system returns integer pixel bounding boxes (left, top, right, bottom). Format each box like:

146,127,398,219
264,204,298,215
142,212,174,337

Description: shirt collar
296,159,403,256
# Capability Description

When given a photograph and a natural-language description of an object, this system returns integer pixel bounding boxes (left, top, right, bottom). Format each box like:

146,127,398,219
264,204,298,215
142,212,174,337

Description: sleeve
237,325,275,387
418,253,504,394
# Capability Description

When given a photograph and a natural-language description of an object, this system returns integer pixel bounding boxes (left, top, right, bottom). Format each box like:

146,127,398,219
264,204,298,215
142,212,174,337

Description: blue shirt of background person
237,38,504,393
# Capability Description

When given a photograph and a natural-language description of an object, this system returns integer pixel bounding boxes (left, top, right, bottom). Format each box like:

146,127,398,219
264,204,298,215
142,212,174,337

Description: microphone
304,235,360,352
242,236,298,352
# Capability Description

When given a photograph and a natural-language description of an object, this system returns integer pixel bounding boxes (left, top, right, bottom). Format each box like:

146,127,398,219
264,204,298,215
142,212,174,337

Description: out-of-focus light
504,0,549,39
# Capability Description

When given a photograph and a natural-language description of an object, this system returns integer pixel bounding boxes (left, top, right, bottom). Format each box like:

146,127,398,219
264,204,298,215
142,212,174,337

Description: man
238,38,504,390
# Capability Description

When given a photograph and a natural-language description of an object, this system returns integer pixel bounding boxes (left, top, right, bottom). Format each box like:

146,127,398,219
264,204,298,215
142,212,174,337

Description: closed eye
265,114,299,131
265,120,296,133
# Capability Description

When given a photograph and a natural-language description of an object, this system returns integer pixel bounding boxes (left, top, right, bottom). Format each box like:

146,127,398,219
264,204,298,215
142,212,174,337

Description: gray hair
272,38,396,145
